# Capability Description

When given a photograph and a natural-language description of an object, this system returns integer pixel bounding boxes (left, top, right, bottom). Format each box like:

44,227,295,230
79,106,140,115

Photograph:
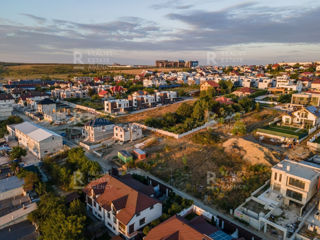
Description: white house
83,174,162,239
82,118,114,142
271,160,320,206
104,99,131,114
282,106,320,129
0,94,15,120
37,98,56,114
11,121,63,159
113,124,143,142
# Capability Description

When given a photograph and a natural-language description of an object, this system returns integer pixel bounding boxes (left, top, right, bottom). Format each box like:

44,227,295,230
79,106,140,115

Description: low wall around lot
60,101,104,115
135,120,217,139
307,131,320,150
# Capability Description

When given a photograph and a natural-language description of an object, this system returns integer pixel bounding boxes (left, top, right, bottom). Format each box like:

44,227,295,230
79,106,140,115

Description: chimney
287,165,291,172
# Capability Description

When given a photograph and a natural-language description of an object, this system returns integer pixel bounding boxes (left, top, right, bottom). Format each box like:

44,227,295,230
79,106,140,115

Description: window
150,205,154,210
94,201,96,207
136,213,140,217
286,189,303,202
139,217,145,226
99,206,101,211
274,172,277,181
129,224,134,234
288,177,305,190
113,217,117,224
107,212,110,219
279,174,282,182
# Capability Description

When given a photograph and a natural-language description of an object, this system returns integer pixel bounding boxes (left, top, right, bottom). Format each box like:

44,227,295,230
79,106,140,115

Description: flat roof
119,150,132,158
0,176,24,194
133,149,145,155
273,160,320,180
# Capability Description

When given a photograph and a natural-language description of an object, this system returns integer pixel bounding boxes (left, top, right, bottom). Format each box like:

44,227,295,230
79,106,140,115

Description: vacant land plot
138,134,272,211
0,63,185,80
257,124,308,139
116,99,196,123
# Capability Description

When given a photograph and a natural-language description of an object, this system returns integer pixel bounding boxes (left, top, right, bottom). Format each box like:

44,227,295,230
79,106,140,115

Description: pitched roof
37,98,55,105
204,80,219,88
14,121,61,142
19,91,48,100
215,96,234,105
83,174,158,225
306,106,320,117
86,118,113,127
145,215,217,240
233,87,255,94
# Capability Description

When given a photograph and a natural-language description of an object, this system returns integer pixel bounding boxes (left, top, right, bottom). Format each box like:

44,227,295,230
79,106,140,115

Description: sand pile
222,138,279,166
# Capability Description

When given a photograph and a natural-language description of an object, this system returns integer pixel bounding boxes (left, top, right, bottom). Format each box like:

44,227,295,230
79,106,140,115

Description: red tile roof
83,174,159,225
145,215,217,240
234,87,255,94
215,96,234,105
205,80,219,88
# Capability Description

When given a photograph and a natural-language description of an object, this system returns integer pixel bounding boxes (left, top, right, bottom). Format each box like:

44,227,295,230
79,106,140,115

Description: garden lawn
257,124,308,139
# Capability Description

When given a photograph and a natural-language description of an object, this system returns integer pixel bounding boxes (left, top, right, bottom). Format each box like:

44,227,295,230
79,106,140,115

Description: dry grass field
0,63,185,81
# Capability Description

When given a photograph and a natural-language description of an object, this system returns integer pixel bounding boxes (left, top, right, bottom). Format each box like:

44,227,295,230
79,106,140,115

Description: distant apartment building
9,121,63,159
113,124,143,142
0,94,15,120
82,118,114,143
83,174,162,239
155,60,198,68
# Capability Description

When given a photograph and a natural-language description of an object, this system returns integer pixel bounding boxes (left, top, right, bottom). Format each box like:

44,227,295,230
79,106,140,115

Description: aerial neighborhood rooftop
1,59,320,240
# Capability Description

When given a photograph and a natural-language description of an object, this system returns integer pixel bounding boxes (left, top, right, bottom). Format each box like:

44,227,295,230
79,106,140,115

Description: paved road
0,220,37,240
129,168,268,240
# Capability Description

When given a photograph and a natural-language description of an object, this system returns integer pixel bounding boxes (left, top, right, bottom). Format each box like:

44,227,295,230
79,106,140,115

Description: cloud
1,3,320,64
21,13,47,24
151,0,193,10
166,4,320,46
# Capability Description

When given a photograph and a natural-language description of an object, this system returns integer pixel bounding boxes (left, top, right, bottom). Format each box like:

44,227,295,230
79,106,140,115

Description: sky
0,0,320,65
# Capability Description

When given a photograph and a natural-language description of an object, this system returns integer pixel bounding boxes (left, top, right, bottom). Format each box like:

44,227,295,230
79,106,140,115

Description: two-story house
83,118,114,142
113,124,143,142
271,160,320,206
282,106,320,129
83,174,162,239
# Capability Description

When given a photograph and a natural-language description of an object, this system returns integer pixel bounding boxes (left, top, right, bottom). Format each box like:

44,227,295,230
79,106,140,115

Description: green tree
9,146,27,160
232,120,247,135
143,226,150,235
176,103,193,119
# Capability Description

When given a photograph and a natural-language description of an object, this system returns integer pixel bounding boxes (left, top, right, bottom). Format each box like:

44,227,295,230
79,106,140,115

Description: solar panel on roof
209,230,233,240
